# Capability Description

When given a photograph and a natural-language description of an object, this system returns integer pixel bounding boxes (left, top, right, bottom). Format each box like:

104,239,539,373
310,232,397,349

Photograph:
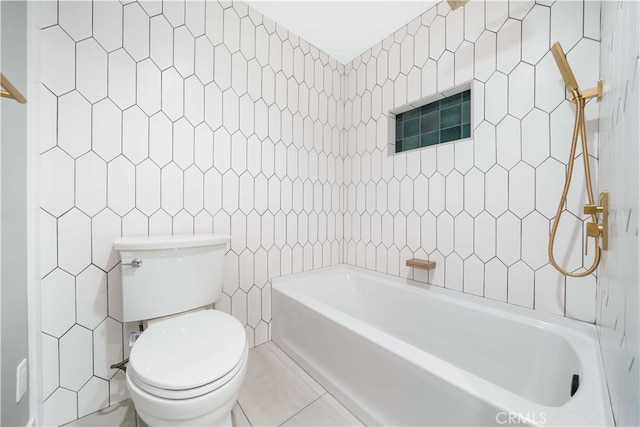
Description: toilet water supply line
547,42,604,277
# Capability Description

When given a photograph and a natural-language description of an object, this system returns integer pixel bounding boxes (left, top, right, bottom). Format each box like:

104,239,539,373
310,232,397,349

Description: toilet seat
127,310,247,399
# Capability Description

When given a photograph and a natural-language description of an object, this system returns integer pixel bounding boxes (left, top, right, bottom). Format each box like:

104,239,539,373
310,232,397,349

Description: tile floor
65,342,363,427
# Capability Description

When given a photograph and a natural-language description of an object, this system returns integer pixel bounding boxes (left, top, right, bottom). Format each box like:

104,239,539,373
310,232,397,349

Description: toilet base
127,354,247,427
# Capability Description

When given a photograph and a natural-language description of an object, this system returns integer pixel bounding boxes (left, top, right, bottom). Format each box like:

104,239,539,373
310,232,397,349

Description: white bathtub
272,265,613,426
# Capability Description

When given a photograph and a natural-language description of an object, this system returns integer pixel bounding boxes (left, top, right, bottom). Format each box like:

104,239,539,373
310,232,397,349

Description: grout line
276,392,327,427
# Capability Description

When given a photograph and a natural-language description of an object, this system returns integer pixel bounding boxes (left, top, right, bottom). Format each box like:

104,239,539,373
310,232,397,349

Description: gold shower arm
550,42,602,101
0,73,27,104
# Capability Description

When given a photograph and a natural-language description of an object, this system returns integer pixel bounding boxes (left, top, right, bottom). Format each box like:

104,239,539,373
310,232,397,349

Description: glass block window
395,89,471,153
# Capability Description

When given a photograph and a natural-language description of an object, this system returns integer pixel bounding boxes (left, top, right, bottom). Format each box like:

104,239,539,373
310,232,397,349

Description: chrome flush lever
122,258,143,267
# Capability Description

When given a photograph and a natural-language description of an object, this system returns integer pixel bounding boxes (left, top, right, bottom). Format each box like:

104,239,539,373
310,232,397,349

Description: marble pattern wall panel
596,1,640,425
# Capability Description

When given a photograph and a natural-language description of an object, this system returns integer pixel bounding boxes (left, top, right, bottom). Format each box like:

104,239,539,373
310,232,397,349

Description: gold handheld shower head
550,42,580,93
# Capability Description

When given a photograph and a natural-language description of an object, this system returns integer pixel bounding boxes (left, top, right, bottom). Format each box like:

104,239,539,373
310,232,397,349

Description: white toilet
113,234,247,426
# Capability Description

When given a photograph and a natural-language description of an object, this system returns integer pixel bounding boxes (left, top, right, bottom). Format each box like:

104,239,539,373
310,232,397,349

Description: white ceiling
245,1,441,65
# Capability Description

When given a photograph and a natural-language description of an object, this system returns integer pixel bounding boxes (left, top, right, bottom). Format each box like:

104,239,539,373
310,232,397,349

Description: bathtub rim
272,263,614,426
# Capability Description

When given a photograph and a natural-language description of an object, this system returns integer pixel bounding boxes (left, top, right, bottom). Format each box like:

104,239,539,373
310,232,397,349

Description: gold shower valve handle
585,222,603,256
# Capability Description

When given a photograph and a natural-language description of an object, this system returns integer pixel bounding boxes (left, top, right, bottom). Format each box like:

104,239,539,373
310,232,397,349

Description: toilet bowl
113,234,246,426
126,310,248,426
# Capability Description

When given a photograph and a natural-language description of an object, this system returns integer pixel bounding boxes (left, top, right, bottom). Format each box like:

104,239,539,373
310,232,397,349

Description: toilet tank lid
114,234,230,251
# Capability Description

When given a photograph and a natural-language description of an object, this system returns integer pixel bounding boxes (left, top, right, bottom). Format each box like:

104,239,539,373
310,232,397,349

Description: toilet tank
113,234,230,322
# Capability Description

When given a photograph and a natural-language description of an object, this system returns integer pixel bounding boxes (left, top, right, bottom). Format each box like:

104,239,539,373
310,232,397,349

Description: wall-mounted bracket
582,80,603,102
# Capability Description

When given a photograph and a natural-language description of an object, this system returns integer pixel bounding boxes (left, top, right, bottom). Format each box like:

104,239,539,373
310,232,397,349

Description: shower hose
548,90,601,277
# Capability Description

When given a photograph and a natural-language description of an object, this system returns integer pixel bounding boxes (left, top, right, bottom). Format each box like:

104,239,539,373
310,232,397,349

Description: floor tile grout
276,391,328,427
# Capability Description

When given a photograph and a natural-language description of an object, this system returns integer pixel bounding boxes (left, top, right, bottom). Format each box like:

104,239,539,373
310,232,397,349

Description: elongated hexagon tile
534,264,565,316
173,117,195,170
58,209,91,275
463,0,484,43
77,39,108,103
194,123,214,172
41,147,74,217
508,63,534,119
463,167,485,217
521,108,550,167
496,115,521,170
107,156,136,216
122,208,149,237
474,121,497,172
175,26,196,78
535,51,565,113
509,162,535,218
550,0,583,51
76,152,107,217
445,171,464,216
41,333,59,400
122,106,149,165
106,266,123,323
92,209,121,272
93,317,124,380
485,72,508,125
484,258,507,302
137,59,162,115
536,157,566,219
174,212,195,237
149,112,173,167
497,19,521,74
76,265,108,330
454,212,474,259
149,209,172,235
474,211,496,262
496,211,521,266
40,210,58,277
445,252,463,290
222,89,240,132
162,67,185,121
123,2,149,61
508,261,534,308
195,36,215,85
474,30,496,83
136,159,161,216
521,210,550,270
41,269,76,338
463,255,485,296
60,325,93,391
162,163,184,216
185,75,205,125
43,388,77,427
150,15,174,70
184,166,205,215
567,38,600,94
93,99,122,162
93,1,123,52
58,91,91,159
485,165,508,218
522,5,550,65
164,0,185,27
566,275,596,322
59,0,92,41
108,49,137,110
204,82,223,131
78,377,109,418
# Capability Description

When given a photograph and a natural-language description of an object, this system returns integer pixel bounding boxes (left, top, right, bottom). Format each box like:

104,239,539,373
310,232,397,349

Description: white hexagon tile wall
38,1,344,424
37,0,601,425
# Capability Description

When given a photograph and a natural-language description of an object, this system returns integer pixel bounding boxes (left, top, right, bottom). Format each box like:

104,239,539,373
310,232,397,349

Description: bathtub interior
277,267,583,408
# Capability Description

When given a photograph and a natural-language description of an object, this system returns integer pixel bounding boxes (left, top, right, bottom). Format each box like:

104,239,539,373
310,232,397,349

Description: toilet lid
128,310,246,391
